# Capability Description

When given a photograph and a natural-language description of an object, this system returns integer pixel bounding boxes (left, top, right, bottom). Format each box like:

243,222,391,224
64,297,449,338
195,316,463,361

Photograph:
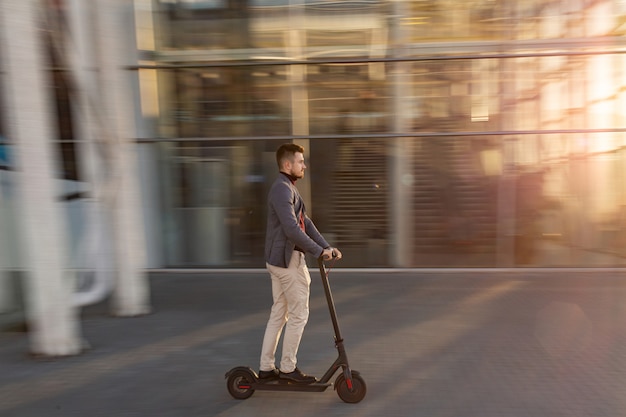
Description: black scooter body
225,257,366,403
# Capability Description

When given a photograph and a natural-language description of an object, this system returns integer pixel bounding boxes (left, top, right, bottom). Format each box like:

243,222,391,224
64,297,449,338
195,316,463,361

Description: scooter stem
318,257,343,343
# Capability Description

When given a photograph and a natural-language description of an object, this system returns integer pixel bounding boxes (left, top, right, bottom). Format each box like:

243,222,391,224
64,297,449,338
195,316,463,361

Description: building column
286,0,312,211
63,0,118,308
0,0,82,355
390,1,413,267
96,0,150,316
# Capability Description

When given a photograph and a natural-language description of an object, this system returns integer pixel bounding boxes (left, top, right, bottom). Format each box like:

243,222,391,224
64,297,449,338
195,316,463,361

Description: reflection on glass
157,136,626,268
141,0,626,268
152,0,626,52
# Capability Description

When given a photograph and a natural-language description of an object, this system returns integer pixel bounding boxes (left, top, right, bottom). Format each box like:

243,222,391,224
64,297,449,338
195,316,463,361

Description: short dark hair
276,143,304,169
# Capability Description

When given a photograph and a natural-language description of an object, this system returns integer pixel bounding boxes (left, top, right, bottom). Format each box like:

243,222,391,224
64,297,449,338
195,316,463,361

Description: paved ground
2,268,626,417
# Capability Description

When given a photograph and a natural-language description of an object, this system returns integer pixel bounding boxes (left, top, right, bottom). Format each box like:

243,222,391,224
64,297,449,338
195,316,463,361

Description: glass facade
133,0,626,268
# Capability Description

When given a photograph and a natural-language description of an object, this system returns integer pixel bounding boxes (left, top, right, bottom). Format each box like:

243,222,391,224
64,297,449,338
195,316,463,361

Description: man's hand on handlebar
322,247,342,261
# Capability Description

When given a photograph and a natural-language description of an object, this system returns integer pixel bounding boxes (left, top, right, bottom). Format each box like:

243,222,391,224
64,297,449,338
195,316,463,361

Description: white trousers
260,251,311,373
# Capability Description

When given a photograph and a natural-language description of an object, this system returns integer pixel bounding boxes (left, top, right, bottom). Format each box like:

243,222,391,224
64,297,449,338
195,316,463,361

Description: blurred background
2,0,626,271
2,1,626,346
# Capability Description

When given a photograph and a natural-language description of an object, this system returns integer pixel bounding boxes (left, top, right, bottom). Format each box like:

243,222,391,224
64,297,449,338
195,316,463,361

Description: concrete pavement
2,268,626,417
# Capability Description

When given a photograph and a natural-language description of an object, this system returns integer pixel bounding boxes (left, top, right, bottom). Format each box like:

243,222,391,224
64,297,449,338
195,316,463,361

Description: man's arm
303,212,342,260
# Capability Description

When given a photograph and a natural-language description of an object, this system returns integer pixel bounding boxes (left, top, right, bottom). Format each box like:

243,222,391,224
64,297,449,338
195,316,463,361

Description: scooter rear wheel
335,371,366,403
226,369,256,400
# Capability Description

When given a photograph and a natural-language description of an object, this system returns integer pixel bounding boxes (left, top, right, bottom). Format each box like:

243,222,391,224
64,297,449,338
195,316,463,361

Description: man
259,143,342,384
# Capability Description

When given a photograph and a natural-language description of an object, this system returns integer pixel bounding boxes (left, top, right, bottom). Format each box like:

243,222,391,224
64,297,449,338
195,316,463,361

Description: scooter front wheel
335,371,366,403
226,368,256,400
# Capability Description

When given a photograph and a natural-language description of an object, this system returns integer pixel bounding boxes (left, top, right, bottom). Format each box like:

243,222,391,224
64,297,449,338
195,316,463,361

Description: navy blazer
265,173,330,268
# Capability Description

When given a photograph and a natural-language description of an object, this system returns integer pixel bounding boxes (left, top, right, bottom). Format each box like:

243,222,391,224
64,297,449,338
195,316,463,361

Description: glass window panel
308,63,390,135
508,133,626,266
158,66,291,138
154,0,252,50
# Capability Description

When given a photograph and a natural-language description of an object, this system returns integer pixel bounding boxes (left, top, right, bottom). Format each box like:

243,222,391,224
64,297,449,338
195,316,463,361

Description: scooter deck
250,380,331,392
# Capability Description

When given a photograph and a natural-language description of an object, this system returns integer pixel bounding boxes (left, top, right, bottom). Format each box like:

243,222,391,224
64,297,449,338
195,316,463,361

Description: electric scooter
225,256,366,403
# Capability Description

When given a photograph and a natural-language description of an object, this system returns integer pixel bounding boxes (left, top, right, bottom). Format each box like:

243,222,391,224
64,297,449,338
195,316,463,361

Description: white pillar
64,0,116,307
0,0,82,355
96,0,150,316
